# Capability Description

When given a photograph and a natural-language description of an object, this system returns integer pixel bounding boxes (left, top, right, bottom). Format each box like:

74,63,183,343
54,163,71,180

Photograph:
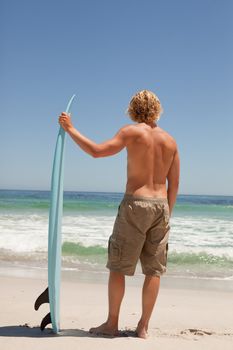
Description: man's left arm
59,112,128,158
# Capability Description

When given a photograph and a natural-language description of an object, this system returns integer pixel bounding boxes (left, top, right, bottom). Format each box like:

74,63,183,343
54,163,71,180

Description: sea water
0,190,233,281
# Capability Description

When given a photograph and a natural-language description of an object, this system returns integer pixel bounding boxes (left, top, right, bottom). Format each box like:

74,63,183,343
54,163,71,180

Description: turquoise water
1,190,233,215
0,190,233,280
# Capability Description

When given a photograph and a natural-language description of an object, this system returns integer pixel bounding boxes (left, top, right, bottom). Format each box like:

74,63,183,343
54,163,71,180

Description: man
59,90,180,339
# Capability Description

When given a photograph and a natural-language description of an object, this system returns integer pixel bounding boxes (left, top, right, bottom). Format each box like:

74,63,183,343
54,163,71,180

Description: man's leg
89,271,125,335
136,275,160,338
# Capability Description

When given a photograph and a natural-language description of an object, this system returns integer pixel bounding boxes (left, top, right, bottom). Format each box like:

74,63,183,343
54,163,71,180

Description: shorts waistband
123,194,168,203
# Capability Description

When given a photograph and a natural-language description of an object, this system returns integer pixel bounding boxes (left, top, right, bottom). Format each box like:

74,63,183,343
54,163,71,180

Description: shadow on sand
0,325,137,338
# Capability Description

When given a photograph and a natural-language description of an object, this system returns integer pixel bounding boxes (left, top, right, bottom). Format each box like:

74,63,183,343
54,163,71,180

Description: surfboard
34,94,76,333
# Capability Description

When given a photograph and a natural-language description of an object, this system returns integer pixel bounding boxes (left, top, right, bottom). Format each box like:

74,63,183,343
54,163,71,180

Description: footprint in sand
181,328,213,336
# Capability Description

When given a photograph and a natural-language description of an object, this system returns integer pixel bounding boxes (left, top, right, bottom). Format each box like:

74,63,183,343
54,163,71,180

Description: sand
0,267,233,350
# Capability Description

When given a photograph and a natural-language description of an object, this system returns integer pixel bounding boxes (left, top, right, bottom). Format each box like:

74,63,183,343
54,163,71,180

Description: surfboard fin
40,312,51,331
34,287,49,310
34,288,52,331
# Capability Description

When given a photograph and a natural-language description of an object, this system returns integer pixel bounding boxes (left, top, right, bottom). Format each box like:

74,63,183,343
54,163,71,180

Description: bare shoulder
158,127,178,150
119,124,142,136
116,124,146,147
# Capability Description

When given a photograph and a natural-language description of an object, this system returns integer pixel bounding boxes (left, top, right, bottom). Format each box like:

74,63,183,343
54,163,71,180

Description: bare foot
89,322,119,336
136,322,148,339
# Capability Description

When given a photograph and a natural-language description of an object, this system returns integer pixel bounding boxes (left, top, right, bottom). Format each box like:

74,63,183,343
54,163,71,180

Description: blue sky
1,0,233,195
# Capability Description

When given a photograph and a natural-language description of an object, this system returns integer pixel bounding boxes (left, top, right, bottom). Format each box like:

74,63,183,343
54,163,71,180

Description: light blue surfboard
34,94,75,333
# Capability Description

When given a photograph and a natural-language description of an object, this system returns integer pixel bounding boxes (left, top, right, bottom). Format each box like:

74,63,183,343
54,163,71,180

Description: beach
0,266,233,350
2,0,233,347
0,190,233,348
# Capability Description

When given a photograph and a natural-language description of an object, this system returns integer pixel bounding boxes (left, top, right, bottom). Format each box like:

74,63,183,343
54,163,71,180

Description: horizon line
0,188,232,197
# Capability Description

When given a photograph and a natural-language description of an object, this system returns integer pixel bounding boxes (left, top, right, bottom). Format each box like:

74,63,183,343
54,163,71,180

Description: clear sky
1,0,233,195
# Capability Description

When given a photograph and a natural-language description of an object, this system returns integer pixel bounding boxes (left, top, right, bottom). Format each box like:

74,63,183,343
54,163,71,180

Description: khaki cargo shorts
106,194,170,276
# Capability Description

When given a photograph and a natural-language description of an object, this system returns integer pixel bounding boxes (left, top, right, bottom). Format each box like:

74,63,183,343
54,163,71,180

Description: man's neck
147,122,157,129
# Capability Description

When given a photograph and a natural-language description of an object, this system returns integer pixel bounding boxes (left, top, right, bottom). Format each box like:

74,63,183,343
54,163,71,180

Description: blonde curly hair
127,90,163,124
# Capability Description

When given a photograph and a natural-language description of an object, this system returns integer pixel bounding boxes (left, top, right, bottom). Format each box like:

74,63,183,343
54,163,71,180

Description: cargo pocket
108,236,122,263
156,241,169,270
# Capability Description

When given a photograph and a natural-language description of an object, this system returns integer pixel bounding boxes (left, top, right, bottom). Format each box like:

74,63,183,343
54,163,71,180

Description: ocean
0,189,233,282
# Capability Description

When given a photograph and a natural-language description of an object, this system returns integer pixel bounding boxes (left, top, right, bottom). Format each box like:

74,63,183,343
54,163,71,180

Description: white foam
170,216,233,257
0,213,233,259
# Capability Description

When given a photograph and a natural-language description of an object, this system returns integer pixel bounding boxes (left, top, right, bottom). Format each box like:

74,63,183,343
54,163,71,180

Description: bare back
125,123,177,198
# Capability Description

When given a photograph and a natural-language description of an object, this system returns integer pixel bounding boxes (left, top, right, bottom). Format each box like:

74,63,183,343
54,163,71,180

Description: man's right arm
59,112,131,158
167,148,180,216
